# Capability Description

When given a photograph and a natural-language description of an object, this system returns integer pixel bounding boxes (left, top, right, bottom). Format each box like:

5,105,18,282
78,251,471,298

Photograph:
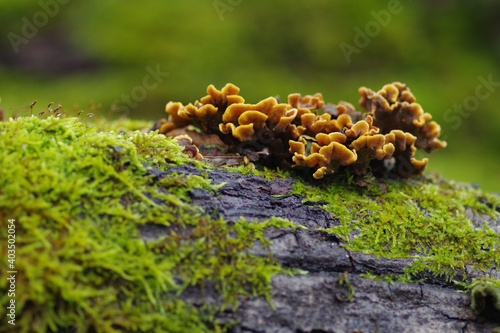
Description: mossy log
148,163,500,333
1,116,499,332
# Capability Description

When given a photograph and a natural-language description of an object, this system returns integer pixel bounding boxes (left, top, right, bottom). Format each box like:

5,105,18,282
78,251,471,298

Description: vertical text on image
6,219,17,326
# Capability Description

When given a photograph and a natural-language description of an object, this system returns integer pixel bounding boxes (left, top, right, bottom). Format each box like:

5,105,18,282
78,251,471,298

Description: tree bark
141,163,500,333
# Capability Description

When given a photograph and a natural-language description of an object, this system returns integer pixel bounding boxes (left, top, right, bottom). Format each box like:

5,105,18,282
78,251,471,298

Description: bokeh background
1,0,499,191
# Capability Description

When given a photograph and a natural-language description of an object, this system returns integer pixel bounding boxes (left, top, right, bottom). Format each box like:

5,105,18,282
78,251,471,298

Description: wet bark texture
143,163,500,333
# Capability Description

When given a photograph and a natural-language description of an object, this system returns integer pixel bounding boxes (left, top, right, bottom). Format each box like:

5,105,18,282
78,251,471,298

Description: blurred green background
1,0,499,191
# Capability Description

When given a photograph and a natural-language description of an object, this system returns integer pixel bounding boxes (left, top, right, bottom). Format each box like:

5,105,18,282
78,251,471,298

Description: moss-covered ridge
293,171,500,284
0,116,289,333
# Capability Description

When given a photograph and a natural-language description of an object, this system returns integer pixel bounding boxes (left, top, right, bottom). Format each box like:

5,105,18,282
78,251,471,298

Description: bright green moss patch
222,164,290,182
293,172,500,285
2,114,500,331
0,116,288,333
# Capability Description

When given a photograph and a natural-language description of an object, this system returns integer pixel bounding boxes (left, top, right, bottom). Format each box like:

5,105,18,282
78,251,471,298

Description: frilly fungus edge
158,83,446,178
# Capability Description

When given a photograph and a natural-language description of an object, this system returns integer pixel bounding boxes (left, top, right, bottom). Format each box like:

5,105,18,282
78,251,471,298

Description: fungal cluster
157,83,446,178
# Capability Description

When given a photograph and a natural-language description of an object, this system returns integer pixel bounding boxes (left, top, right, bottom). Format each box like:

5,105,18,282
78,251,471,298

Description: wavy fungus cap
359,82,447,153
201,83,245,107
289,136,358,179
161,82,446,179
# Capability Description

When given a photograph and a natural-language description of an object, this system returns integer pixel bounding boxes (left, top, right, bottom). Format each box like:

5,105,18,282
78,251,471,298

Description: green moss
0,116,290,332
2,115,500,331
221,164,290,182
291,171,500,285
471,282,500,313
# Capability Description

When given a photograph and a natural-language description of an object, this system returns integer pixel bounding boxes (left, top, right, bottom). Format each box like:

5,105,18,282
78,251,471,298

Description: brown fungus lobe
359,82,447,153
160,83,446,178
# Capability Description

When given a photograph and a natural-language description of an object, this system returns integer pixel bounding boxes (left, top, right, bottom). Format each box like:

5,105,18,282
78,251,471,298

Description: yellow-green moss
221,164,290,182
2,115,500,331
292,171,500,286
0,116,292,333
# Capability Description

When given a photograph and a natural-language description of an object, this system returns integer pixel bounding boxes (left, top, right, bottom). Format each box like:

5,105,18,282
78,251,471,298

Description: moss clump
0,116,289,333
470,281,500,329
292,171,500,283
471,282,500,316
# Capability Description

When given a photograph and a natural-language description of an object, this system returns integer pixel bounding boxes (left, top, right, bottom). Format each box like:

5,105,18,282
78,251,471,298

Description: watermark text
6,219,17,326
7,0,72,54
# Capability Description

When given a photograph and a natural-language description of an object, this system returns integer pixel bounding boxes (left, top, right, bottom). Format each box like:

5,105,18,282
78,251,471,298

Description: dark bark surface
142,163,500,333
